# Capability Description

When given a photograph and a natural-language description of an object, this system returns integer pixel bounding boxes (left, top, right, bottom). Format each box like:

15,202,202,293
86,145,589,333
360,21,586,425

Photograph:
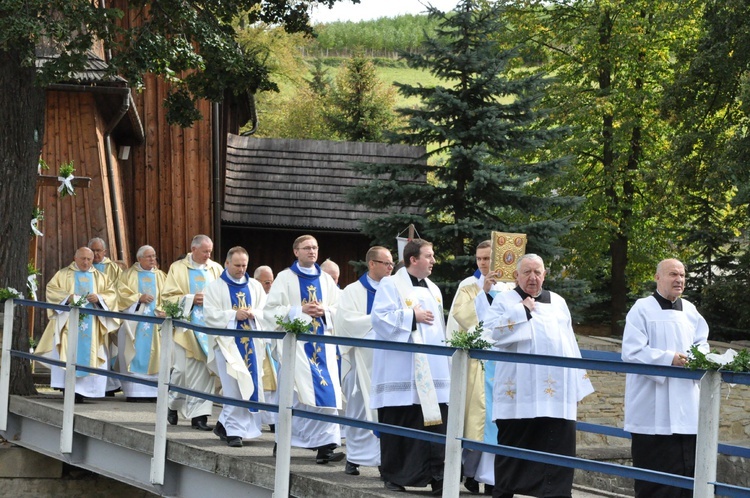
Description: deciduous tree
0,0,348,395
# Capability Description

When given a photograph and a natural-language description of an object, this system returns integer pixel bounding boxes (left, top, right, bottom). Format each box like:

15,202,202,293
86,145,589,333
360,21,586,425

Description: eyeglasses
372,259,395,268
298,246,318,251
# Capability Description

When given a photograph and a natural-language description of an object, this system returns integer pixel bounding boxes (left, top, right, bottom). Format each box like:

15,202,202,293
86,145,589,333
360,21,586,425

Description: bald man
622,259,709,498
37,247,119,401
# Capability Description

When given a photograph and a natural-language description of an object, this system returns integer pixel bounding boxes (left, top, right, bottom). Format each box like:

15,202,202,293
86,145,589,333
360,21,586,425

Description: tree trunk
0,47,46,395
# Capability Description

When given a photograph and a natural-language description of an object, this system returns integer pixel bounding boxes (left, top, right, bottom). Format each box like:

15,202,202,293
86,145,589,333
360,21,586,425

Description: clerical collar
296,263,318,275
366,274,380,289
514,286,551,304
226,274,247,284
187,254,207,270
135,263,155,272
652,291,682,311
408,273,428,288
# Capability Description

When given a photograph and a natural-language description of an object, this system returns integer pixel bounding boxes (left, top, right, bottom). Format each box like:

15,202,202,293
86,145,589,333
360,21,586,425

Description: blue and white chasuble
130,272,158,375
74,271,96,377
220,272,260,411
291,262,337,408
188,268,211,356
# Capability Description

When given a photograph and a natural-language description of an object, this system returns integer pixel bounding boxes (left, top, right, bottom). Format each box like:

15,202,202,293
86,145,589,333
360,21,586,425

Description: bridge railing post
273,332,298,498
151,317,172,485
693,370,721,498
61,306,80,454
443,348,469,497
0,299,16,431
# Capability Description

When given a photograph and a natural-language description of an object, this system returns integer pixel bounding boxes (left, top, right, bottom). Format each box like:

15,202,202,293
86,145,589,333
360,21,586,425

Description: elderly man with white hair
88,237,122,285
161,234,223,430
116,245,167,401
476,253,594,498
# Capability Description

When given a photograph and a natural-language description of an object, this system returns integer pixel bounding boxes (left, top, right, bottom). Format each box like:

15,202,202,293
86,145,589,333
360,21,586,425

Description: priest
115,245,166,401
89,237,122,285
263,235,344,464
370,239,450,495
622,258,709,498
446,239,512,495
204,246,267,448
161,234,223,430
477,253,594,498
334,246,394,476
37,247,119,400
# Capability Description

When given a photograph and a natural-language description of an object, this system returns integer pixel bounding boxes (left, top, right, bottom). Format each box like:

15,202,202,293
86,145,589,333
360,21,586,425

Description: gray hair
517,253,545,271
88,237,106,249
136,245,155,260
253,265,273,279
190,234,212,249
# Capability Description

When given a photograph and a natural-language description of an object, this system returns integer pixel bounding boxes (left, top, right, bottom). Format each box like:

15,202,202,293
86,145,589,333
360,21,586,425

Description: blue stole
358,273,377,315
220,271,259,411
483,359,499,443
473,269,482,279
130,271,157,375
187,267,210,356
73,271,96,377
93,262,105,273
290,261,336,407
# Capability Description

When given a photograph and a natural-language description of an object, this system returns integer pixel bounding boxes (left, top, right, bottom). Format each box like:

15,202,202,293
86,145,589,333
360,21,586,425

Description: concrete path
7,393,630,497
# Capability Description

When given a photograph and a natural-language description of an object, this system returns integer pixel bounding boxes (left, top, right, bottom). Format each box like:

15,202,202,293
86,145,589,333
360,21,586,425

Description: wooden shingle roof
223,134,427,231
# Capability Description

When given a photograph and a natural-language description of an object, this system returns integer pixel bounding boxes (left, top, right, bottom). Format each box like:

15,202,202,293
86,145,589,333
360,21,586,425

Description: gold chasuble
449,282,486,441
37,264,118,369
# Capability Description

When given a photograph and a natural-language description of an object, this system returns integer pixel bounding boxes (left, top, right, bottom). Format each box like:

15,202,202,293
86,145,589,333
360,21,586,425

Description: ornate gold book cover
490,232,527,282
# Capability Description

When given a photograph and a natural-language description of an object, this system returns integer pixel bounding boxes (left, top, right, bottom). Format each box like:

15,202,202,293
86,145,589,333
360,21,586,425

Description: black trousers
631,433,696,498
493,417,575,498
378,403,448,487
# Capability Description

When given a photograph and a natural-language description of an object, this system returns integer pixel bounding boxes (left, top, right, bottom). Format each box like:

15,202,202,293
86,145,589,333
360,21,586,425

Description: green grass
376,65,450,109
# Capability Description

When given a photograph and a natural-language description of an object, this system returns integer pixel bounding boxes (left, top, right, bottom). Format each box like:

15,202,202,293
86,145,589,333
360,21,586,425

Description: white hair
136,245,155,260
88,237,106,249
190,234,212,249
254,265,273,279
517,253,545,271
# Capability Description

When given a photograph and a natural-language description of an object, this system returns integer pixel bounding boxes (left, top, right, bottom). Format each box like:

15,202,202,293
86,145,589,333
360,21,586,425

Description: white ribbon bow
58,174,75,196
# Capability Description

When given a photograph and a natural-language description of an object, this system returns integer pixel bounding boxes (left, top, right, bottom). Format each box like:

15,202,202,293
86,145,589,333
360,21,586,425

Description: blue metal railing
1,297,749,497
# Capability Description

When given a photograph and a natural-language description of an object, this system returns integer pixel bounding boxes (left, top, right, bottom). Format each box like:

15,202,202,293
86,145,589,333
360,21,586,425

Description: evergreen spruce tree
325,55,396,142
349,0,583,301
306,56,333,96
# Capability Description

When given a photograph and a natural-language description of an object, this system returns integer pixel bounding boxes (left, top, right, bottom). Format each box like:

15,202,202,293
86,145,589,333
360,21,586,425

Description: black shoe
430,479,444,495
272,443,277,457
464,476,480,494
483,484,494,495
227,436,243,448
315,444,345,464
269,424,276,433
384,481,405,492
191,416,212,431
127,397,156,403
167,409,178,426
344,461,360,476
74,393,85,404
213,421,227,441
